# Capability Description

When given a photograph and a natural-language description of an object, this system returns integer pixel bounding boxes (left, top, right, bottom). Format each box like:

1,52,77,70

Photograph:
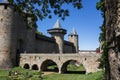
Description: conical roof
70,28,77,35
47,19,66,35
53,19,62,29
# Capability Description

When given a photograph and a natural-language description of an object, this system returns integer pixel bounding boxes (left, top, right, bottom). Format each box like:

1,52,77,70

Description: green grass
47,63,86,71
47,65,57,70
0,66,103,80
43,71,103,80
0,70,9,76
0,67,43,80
44,63,103,80
67,64,86,71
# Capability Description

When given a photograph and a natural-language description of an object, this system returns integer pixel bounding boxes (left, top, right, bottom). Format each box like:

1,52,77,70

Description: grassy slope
43,71,103,80
67,64,86,71
44,64,103,80
0,67,43,80
0,65,103,80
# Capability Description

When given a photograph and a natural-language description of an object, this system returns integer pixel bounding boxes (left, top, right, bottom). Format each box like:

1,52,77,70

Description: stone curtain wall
105,0,120,80
35,35,74,53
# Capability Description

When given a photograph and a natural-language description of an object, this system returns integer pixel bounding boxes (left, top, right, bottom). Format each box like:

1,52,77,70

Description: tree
96,0,110,80
8,0,82,21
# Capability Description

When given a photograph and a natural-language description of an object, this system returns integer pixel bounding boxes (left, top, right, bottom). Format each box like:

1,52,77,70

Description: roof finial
53,19,62,29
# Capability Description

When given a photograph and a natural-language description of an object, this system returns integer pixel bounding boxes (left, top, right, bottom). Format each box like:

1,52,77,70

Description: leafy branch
8,0,82,21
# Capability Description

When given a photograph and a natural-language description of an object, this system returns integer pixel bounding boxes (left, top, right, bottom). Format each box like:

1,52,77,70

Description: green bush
0,67,43,80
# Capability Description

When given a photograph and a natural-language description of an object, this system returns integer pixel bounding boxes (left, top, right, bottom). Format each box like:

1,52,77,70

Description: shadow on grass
64,71,86,74
43,69,86,74
42,69,59,72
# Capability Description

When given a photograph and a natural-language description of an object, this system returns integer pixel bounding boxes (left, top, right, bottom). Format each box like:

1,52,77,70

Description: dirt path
42,72,57,76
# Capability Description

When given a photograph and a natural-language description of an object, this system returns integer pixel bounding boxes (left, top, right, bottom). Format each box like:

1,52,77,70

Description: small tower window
71,35,73,37
4,5,8,9
1,18,3,21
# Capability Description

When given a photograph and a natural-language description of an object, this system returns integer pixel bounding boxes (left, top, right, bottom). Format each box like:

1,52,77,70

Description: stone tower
47,20,66,53
0,2,18,69
25,17,36,53
68,28,79,53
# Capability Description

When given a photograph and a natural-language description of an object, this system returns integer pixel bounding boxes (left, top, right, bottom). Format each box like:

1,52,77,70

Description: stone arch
23,63,30,69
32,64,39,70
61,59,86,74
40,59,59,72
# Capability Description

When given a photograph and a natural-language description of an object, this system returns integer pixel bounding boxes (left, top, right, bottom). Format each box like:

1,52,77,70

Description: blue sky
37,0,103,50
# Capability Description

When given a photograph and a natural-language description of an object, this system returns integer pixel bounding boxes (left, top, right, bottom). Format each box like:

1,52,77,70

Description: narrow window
4,5,8,9
1,18,3,21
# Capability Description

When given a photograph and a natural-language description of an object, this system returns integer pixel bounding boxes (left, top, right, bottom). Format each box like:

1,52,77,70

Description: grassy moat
0,64,103,80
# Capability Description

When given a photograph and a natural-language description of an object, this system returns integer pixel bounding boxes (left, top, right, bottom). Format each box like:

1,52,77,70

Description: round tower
68,28,79,53
47,20,66,54
0,2,18,69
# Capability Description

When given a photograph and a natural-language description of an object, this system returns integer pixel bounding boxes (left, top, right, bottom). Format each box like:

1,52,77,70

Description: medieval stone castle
0,2,101,74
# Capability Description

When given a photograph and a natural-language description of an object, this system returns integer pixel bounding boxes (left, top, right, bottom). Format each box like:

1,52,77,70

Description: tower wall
0,4,18,68
48,28,66,53
47,20,66,54
52,33,64,53
68,35,79,53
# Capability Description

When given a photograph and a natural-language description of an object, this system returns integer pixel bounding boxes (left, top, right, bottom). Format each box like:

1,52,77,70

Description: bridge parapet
20,53,101,57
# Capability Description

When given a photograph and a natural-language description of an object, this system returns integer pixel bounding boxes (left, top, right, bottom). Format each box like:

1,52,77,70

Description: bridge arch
32,64,39,70
23,63,30,69
40,59,59,72
61,59,86,74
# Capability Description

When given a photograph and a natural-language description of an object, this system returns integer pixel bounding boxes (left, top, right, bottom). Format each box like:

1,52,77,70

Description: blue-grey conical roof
53,19,62,29
70,28,77,35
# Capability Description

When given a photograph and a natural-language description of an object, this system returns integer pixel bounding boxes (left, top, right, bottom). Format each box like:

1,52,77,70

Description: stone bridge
20,53,101,74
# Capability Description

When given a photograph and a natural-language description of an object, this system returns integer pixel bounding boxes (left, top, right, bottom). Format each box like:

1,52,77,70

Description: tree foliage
96,0,110,79
36,29,43,35
8,0,82,21
96,0,105,17
96,0,104,12
96,0,106,69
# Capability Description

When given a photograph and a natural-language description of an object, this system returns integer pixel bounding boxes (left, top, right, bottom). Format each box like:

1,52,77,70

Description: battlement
0,3,14,10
